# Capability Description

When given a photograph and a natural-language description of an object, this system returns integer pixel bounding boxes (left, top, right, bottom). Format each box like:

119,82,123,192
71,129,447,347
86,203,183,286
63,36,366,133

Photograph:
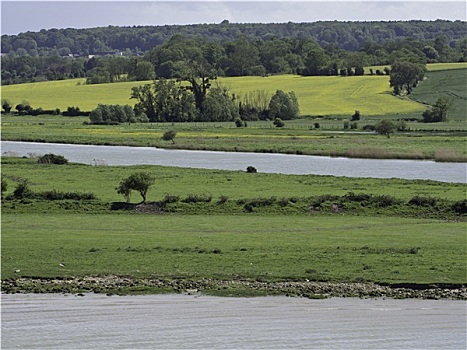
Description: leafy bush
345,192,371,202
234,117,244,127
37,154,68,165
40,190,97,200
162,130,177,143
1,178,7,198
273,117,285,127
217,195,229,204
351,110,360,121
182,194,212,203
451,200,467,214
162,193,180,204
408,195,437,207
369,195,401,207
246,166,257,173
12,180,34,199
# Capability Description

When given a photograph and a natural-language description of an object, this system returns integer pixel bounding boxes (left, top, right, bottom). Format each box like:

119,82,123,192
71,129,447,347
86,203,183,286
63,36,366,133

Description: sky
1,1,466,35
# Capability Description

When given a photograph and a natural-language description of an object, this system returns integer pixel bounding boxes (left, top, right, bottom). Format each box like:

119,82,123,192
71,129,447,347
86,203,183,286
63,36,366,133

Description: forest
1,20,466,85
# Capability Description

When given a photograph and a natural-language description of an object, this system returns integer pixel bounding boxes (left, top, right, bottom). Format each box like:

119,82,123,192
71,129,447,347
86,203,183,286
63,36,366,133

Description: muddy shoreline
2,276,466,300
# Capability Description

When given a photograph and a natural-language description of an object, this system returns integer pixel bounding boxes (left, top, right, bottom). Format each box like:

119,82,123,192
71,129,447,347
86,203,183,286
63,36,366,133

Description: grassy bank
2,157,466,293
2,115,466,161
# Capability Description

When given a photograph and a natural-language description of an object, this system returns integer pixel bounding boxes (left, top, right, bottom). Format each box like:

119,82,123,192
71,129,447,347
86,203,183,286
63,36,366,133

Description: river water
1,294,466,349
1,141,466,183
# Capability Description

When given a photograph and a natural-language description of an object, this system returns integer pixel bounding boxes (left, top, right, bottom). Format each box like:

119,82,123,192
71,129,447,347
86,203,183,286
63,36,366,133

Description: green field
3,63,465,118
410,69,467,120
2,213,465,284
2,158,466,285
2,114,466,161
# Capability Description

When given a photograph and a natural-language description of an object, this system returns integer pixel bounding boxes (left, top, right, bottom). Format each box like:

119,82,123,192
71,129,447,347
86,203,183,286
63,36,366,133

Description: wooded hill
2,20,466,55
2,20,466,85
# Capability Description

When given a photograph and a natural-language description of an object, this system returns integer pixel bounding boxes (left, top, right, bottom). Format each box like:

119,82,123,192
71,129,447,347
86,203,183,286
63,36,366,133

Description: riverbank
2,276,466,300
2,115,467,162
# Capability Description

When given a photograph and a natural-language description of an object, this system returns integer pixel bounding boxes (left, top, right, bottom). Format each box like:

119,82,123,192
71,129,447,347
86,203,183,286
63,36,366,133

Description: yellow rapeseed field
8,62,465,116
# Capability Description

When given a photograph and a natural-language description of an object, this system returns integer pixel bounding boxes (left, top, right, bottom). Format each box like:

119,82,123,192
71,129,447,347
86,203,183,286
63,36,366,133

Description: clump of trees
89,104,137,124
422,96,453,122
130,78,299,123
389,61,426,95
116,172,155,203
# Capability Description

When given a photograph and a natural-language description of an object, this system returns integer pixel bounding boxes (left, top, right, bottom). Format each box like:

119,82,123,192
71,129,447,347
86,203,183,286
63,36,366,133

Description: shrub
246,166,257,173
37,154,68,165
273,117,285,127
374,120,396,138
351,110,360,121
370,195,401,207
1,178,7,198
1,99,12,113
162,193,180,204
162,130,177,143
40,190,97,200
234,117,244,127
217,195,229,204
408,195,437,207
362,124,375,131
452,200,467,214
314,122,320,129
345,192,371,202
62,106,89,117
182,194,212,203
13,180,34,199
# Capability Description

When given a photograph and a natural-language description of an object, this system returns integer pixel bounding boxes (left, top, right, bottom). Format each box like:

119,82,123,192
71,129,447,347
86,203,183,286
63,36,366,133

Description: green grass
2,157,466,204
2,64,464,118
2,158,465,287
1,75,426,117
1,213,465,284
2,115,466,161
410,69,467,121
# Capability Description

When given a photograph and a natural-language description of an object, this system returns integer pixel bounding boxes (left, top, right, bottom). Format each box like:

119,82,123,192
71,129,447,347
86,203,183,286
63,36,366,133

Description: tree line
2,20,466,85
2,20,465,56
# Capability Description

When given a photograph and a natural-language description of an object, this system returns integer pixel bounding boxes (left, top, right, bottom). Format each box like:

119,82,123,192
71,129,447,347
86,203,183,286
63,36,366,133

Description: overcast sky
1,1,466,35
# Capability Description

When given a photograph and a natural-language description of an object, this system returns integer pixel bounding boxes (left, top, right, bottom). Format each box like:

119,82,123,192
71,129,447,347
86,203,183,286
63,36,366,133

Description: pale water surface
1,141,466,183
1,294,466,349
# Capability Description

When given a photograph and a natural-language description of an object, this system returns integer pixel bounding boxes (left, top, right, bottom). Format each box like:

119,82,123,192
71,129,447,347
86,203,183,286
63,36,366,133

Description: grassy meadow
1,62,466,295
2,114,466,161
2,157,466,285
410,68,467,120
2,63,465,118
2,213,465,284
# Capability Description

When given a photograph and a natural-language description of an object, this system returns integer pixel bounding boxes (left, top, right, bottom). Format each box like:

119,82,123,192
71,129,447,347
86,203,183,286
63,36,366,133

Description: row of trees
2,20,465,56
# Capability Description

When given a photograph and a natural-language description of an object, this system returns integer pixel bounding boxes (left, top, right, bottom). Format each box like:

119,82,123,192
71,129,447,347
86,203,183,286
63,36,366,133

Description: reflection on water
1,294,466,349
1,141,466,183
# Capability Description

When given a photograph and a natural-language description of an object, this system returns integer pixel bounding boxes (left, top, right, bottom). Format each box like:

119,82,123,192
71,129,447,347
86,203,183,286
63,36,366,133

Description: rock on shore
2,276,466,300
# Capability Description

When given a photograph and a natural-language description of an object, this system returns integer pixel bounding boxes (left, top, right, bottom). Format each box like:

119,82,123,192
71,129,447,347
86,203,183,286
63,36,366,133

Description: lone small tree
116,172,155,203
374,120,396,138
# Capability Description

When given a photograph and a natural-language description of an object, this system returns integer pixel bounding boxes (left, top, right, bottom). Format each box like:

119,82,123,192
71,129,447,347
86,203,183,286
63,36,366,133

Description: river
1,294,465,349
1,141,466,183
